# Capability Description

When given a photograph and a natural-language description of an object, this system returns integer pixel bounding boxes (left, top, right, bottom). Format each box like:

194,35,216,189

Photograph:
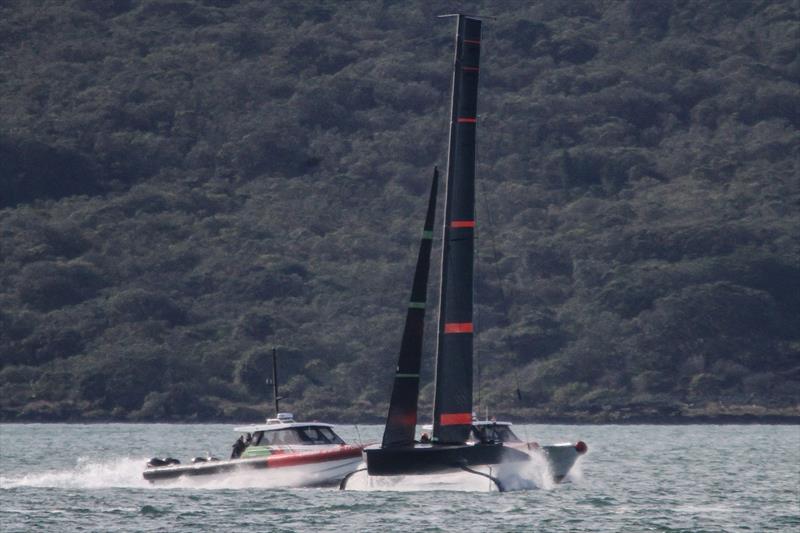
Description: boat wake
1,451,583,492
0,457,151,489
0,456,344,491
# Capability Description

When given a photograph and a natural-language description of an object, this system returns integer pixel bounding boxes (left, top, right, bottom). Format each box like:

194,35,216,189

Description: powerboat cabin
234,413,347,458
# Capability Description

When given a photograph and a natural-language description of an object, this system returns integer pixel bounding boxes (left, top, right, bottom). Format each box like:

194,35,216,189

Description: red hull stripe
451,220,475,228
440,413,472,425
444,322,473,333
462,66,479,72
464,39,481,45
457,117,477,123
265,445,363,468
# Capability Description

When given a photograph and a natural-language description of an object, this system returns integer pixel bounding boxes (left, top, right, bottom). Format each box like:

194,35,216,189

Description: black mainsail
381,167,439,448
432,14,481,445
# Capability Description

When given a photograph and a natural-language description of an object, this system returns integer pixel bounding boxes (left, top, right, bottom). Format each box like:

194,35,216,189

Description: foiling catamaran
342,14,586,492
143,349,363,485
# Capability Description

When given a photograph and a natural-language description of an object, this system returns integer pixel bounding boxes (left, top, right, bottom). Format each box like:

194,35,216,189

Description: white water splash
343,451,561,492
0,456,151,489
0,456,350,491
0,450,580,492
563,456,584,484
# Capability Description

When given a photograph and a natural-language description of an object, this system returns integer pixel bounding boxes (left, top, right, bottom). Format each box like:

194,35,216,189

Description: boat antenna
477,167,524,404
271,347,282,415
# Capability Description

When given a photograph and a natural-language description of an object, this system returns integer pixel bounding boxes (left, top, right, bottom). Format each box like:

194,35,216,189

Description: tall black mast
432,14,481,444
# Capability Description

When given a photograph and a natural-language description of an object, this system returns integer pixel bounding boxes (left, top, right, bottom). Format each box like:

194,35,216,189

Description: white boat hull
144,446,364,487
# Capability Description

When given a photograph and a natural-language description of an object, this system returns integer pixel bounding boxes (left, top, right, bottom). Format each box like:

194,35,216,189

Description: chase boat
465,418,587,483
143,412,363,485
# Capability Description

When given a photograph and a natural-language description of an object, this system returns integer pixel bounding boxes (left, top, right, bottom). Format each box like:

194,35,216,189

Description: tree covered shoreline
1,1,798,424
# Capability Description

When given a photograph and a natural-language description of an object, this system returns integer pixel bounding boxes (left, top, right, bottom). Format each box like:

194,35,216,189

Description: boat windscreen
470,425,522,443
315,427,345,444
294,426,345,444
255,427,345,445
255,429,305,445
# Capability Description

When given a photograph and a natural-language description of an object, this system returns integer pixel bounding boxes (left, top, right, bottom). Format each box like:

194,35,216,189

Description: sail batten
380,167,440,448
432,16,482,444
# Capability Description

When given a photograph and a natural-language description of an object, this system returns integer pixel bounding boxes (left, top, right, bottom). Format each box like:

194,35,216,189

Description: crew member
231,435,246,459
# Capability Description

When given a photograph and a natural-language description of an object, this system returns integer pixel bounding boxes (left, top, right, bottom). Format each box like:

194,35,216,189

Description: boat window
257,429,307,445
470,425,522,443
245,427,345,446
492,426,521,443
318,427,345,444
297,427,331,444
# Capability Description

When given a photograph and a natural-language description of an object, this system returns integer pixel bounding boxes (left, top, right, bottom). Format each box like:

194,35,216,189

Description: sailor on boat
230,434,250,459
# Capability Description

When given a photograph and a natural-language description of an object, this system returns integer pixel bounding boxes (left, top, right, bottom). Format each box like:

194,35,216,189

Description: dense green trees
0,0,797,422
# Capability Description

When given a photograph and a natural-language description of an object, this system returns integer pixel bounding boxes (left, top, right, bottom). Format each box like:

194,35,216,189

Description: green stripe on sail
408,301,426,309
395,373,420,378
422,230,433,240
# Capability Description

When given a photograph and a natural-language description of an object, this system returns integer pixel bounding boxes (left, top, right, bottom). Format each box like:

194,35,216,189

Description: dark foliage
0,0,797,422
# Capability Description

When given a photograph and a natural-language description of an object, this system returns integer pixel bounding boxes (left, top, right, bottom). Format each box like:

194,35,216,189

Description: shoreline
2,414,798,425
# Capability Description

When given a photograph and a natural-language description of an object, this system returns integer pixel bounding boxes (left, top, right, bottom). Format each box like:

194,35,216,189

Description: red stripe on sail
440,413,472,425
444,323,473,334
390,412,417,426
463,39,481,45
462,66,479,72
457,117,477,123
451,220,475,228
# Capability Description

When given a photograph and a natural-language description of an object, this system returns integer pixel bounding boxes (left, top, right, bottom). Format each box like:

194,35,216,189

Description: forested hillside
1,0,798,423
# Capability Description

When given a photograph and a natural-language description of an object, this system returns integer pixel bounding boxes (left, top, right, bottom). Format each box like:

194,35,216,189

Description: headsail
381,167,440,448
432,15,481,444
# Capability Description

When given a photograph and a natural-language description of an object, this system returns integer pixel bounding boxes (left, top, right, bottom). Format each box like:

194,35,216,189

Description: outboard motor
146,457,180,468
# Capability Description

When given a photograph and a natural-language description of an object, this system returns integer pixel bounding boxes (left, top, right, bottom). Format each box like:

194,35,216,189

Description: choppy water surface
1,423,798,532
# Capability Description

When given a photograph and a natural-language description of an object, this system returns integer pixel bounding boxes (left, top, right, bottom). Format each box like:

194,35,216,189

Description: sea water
1,423,798,532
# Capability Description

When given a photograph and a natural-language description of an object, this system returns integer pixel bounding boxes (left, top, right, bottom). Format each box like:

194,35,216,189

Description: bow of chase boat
465,419,587,483
143,413,363,486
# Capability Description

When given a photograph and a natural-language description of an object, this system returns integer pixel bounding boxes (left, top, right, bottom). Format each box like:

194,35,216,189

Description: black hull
364,443,530,476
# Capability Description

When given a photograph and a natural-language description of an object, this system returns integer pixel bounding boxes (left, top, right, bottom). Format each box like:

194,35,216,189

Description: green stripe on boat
395,373,419,378
422,230,433,239
408,301,426,309
241,446,272,458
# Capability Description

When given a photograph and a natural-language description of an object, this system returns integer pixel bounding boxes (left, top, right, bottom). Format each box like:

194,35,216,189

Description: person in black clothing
231,435,246,459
